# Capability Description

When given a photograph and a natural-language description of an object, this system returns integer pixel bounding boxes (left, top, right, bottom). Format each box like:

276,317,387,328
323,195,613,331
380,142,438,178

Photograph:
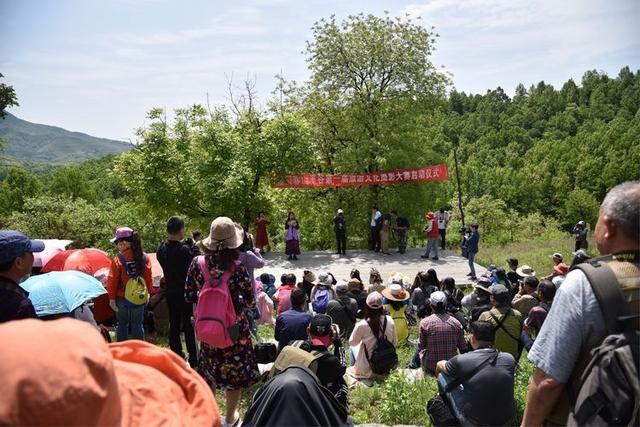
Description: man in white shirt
436,208,450,250
370,206,382,253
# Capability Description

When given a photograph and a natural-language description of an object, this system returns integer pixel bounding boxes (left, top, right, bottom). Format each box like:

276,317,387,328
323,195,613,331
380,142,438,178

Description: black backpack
567,260,640,427
364,317,398,375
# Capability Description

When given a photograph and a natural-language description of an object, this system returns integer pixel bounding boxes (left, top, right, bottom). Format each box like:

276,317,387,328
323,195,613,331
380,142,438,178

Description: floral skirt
196,316,259,390
285,239,300,255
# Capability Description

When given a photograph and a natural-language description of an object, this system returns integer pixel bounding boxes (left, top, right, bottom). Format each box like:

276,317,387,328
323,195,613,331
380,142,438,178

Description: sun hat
110,227,133,244
309,314,333,347
0,230,45,264
551,252,563,262
0,319,219,426
201,217,244,251
473,277,492,292
314,272,333,287
303,270,316,283
516,264,536,277
381,284,409,302
366,291,383,309
429,290,447,306
554,263,569,275
489,284,510,296
335,280,349,294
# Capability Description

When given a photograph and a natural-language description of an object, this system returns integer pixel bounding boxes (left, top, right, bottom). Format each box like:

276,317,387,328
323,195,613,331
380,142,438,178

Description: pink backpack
194,256,240,349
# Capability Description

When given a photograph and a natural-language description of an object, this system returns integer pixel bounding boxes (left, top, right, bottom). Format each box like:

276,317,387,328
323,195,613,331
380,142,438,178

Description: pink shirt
348,315,397,379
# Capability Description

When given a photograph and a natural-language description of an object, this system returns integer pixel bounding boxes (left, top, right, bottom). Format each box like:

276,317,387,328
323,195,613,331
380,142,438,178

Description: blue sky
1,0,638,141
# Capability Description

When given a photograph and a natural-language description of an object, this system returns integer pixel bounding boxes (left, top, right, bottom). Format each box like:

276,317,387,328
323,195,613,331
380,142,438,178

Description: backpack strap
574,261,626,334
442,349,499,394
197,256,238,289
489,309,520,343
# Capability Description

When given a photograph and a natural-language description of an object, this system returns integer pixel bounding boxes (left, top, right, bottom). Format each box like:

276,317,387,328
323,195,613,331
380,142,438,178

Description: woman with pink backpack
185,217,260,427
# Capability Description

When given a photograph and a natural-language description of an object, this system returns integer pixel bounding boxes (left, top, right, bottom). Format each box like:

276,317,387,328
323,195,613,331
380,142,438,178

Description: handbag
254,340,277,364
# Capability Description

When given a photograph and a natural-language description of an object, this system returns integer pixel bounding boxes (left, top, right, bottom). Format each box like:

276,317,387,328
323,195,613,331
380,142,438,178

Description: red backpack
194,256,240,349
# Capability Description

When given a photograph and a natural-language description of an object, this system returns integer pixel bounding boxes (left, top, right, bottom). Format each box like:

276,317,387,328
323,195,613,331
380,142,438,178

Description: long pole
453,141,465,228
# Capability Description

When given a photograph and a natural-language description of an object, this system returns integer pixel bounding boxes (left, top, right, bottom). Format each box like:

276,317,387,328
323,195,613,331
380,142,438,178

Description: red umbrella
42,249,111,275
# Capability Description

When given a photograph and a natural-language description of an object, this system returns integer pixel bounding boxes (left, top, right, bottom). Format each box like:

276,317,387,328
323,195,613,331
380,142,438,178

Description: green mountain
0,113,131,164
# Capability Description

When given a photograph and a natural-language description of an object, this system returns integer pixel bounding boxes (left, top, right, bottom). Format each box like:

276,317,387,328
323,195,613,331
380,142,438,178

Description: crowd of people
0,180,638,427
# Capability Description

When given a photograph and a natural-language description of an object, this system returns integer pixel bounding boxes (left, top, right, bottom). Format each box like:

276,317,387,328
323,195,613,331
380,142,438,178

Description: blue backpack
312,288,330,314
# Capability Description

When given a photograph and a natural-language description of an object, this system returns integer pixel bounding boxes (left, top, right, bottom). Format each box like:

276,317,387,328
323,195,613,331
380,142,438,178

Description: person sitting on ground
462,278,492,322
479,284,523,360
0,230,44,323
548,252,569,277
242,366,350,427
275,288,312,353
327,281,358,341
569,248,590,269
259,272,276,299
273,273,297,315
298,270,316,300
411,269,440,318
435,321,516,427
367,268,385,294
522,279,556,351
350,268,362,283
512,275,540,318
255,280,275,327
0,318,219,426
417,291,466,375
298,314,349,408
441,277,466,329
346,277,367,319
505,258,522,294
311,272,337,314
348,291,397,379
550,263,569,287
381,283,411,346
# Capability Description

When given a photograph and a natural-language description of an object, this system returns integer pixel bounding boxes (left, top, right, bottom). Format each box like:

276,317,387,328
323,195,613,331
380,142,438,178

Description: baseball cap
309,314,332,346
552,252,563,261
110,227,134,243
366,291,383,309
335,280,348,293
429,291,447,306
489,284,510,296
0,230,45,264
337,209,344,214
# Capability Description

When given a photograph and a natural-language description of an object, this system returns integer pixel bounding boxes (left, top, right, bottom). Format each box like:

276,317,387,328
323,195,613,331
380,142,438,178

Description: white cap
429,291,447,306
337,209,344,214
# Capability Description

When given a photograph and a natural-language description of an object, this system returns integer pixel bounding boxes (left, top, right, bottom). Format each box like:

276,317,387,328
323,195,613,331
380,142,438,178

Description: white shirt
371,211,382,227
436,211,449,230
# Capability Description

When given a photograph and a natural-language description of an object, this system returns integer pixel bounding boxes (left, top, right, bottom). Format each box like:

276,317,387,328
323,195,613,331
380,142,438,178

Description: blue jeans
468,251,477,277
437,373,474,426
116,297,145,341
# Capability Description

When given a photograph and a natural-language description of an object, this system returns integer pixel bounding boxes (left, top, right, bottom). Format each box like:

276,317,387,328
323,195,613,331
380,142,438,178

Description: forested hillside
1,15,638,251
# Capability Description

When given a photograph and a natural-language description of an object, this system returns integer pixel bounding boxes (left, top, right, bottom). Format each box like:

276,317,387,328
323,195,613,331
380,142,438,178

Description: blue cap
0,230,45,264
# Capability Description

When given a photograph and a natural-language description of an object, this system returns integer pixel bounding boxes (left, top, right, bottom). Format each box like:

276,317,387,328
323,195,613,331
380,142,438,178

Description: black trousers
439,228,447,250
166,292,198,367
370,226,381,252
336,231,347,254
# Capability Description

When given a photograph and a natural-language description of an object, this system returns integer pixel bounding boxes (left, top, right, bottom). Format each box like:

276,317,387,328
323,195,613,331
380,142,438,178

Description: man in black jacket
333,209,347,255
156,216,197,367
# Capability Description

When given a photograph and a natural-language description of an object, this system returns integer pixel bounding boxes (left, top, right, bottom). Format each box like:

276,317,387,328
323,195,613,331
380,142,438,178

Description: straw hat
201,217,244,251
516,265,536,277
381,284,410,302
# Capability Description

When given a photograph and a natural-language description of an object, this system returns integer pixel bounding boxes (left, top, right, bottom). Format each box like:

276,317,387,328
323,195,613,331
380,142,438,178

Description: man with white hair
522,181,640,426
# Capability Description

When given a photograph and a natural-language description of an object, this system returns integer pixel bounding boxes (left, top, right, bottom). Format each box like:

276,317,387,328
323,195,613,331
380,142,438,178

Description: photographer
572,220,588,252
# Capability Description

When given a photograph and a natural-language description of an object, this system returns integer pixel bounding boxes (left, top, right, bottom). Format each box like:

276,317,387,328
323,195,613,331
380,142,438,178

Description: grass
151,236,583,425
476,235,597,277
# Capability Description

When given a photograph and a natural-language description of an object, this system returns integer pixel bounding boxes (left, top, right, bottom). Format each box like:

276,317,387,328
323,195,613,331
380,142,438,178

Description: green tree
0,167,42,219
0,73,18,120
48,166,97,202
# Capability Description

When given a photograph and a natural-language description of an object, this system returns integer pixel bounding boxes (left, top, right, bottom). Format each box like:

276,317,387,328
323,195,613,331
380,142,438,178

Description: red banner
273,164,448,189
